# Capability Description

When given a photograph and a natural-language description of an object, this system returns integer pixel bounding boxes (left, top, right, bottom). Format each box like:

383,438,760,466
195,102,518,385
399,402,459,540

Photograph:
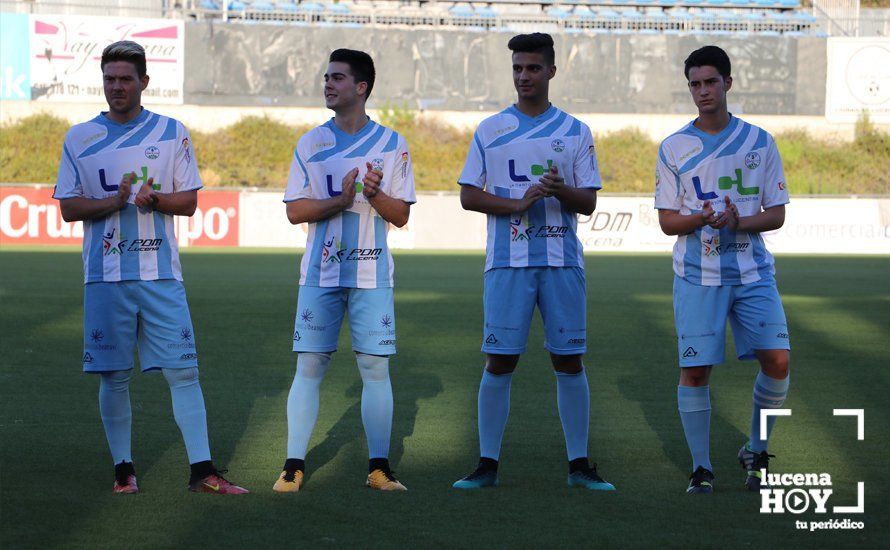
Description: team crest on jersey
322,237,346,263
510,215,534,242
144,146,160,160
745,151,761,170
371,158,384,172
551,139,566,153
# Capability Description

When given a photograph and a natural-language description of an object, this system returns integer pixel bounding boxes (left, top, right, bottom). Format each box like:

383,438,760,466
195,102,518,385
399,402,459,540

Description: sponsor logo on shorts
683,347,699,358
90,329,103,343
567,338,586,345
181,328,192,341
293,330,301,341
558,327,586,334
378,339,396,346
167,342,195,349
777,332,789,339
300,309,314,323
82,352,94,363
485,334,498,344
180,353,198,361
486,323,520,332
380,314,393,328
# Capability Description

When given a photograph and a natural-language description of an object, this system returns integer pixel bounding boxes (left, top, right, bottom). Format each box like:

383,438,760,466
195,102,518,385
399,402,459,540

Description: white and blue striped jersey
458,105,601,272
655,116,789,286
53,109,202,284
284,118,416,289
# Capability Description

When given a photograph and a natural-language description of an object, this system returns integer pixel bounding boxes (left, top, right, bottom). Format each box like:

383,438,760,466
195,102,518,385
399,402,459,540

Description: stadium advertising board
0,13,31,101
0,186,237,246
2,188,887,253
826,37,890,124
29,15,184,104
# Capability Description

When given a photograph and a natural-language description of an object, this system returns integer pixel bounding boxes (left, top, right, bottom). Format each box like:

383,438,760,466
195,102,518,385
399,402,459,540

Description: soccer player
274,49,416,492
53,41,247,494
655,46,791,494
452,33,615,491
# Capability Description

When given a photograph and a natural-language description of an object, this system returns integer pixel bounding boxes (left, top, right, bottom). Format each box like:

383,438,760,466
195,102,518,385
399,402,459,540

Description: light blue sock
556,370,590,461
286,352,331,459
749,372,790,453
99,370,133,464
478,370,513,460
162,367,211,464
357,353,393,459
678,385,712,472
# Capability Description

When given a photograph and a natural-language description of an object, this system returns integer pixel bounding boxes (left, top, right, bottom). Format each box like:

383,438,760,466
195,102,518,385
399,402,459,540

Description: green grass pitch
1,249,887,548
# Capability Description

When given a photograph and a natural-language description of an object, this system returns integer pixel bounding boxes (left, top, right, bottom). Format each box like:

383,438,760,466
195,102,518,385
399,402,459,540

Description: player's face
324,62,367,111
102,61,148,117
687,65,732,115
512,52,556,102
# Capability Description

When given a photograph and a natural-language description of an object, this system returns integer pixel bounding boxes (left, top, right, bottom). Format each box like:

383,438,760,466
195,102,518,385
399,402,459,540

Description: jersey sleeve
173,125,202,193
572,125,602,190
53,134,83,200
654,143,683,210
283,139,312,203
761,135,790,209
457,131,486,189
388,135,417,204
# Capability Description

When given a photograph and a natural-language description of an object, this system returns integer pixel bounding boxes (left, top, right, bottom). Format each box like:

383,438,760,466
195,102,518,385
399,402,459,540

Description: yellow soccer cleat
272,469,304,493
366,468,407,491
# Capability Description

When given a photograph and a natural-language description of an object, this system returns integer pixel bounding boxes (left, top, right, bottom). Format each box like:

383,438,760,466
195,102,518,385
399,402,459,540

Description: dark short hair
329,48,376,100
101,40,147,78
684,45,731,80
507,33,555,66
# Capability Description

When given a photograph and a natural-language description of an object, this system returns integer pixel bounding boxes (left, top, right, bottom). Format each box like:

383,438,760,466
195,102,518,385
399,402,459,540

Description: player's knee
100,369,131,391
485,354,518,375
296,352,332,380
551,354,583,374
356,353,389,382
679,366,711,386
760,351,790,379
162,366,200,388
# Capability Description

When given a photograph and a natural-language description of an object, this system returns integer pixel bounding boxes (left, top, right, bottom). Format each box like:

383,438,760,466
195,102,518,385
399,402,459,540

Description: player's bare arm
658,206,709,236
737,204,785,233
362,162,410,227
538,165,596,215
133,177,198,217
286,167,358,224
59,172,133,222
460,184,545,215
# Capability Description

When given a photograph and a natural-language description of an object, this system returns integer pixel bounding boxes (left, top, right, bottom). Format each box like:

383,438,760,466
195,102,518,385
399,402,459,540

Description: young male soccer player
655,46,791,494
53,41,247,494
275,49,416,492
452,33,615,491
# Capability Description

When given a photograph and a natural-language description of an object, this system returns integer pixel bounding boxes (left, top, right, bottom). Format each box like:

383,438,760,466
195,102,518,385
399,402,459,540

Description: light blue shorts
673,275,790,367
292,285,396,356
82,280,198,373
482,267,587,356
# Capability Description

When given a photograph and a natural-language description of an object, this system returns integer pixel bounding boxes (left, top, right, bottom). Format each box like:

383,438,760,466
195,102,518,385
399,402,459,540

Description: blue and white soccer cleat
567,464,616,491
453,466,499,489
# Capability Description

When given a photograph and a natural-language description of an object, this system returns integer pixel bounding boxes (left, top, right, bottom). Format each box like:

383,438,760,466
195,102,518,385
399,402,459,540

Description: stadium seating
184,0,820,36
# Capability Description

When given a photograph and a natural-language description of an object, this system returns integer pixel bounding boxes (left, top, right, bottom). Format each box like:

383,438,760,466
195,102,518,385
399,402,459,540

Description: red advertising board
0,186,239,247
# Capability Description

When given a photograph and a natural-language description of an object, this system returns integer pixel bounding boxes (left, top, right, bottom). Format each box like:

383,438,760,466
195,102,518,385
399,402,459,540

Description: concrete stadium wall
184,22,828,116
